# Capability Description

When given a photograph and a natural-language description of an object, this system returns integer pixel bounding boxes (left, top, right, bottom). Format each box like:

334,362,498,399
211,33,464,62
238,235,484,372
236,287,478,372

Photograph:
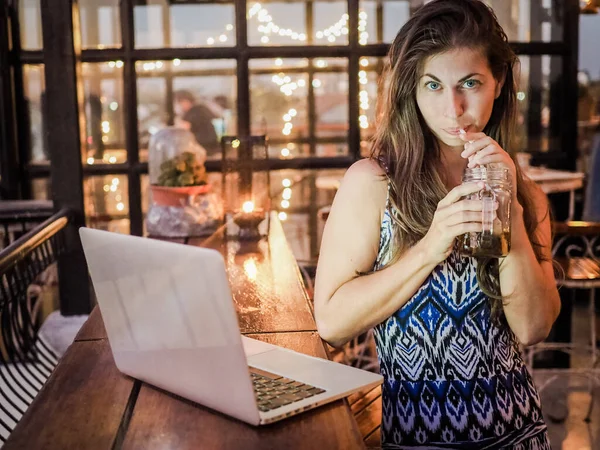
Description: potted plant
150,151,210,206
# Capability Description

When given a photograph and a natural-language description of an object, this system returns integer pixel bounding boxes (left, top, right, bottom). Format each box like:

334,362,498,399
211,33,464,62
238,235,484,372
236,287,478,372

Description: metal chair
0,210,69,443
526,221,600,422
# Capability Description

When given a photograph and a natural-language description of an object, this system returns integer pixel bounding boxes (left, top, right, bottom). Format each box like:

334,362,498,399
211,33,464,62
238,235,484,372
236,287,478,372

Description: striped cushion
0,338,58,444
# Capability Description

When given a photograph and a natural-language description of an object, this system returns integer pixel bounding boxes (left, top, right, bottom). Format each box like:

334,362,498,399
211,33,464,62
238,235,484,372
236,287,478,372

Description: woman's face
415,47,503,150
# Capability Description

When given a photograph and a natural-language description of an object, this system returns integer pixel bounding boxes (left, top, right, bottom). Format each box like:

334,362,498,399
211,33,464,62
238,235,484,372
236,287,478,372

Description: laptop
79,228,383,426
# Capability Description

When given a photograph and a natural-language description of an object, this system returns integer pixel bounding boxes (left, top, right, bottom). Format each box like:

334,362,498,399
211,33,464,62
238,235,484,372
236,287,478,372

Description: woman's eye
463,79,480,88
426,81,440,91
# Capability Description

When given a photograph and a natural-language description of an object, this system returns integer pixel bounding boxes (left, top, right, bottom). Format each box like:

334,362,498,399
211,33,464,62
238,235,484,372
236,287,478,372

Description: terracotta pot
150,184,211,207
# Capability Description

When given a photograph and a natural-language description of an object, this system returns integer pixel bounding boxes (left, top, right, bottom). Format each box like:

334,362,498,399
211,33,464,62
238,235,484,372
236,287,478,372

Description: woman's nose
443,90,465,119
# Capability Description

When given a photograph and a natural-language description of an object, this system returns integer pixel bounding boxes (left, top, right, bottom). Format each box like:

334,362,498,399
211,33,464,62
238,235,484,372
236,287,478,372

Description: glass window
134,0,235,48
578,14,600,159
23,64,47,163
269,169,345,261
84,175,129,234
360,57,384,156
31,178,51,200
136,59,237,162
515,55,562,154
358,0,562,44
250,58,349,158
82,62,126,165
19,0,43,49
359,0,409,45
314,59,348,139
248,1,347,46
491,0,562,42
250,58,309,154
79,0,121,49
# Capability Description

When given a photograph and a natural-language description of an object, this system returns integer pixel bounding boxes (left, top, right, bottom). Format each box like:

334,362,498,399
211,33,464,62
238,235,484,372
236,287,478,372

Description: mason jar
456,166,512,258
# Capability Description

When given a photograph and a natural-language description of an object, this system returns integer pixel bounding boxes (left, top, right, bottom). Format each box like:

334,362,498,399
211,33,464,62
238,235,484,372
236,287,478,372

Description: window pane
270,169,345,262
19,0,43,49
134,0,235,48
84,175,129,234
31,178,51,200
137,59,237,162
248,1,348,46
359,0,409,45
82,62,126,165
247,2,306,46
516,55,562,154
359,0,562,44
79,0,121,49
141,174,149,235
491,0,562,42
360,57,384,156
579,14,600,170
23,64,47,163
316,143,347,157
250,58,349,158
315,59,348,139
250,58,309,148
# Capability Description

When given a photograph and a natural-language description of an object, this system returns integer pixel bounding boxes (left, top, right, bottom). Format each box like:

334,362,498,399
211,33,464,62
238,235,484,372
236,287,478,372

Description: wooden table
4,215,365,449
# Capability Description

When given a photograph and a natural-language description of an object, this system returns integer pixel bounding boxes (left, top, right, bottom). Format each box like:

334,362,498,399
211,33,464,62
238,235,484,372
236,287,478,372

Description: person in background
173,90,220,158
314,0,559,447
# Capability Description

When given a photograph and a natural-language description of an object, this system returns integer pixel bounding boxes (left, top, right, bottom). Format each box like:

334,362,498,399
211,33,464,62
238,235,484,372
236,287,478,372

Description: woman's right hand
420,182,485,265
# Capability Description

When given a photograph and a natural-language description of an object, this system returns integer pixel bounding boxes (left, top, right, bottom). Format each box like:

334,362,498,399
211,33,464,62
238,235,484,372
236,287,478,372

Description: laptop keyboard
249,367,326,413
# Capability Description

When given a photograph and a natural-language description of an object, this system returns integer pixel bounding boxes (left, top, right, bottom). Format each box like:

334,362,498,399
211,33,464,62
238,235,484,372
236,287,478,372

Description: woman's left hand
459,131,517,199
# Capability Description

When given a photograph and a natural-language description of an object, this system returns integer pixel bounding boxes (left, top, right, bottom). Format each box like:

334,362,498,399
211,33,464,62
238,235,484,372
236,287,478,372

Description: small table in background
523,167,585,221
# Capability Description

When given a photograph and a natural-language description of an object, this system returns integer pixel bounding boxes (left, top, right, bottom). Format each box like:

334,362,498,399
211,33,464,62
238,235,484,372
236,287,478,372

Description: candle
234,201,265,240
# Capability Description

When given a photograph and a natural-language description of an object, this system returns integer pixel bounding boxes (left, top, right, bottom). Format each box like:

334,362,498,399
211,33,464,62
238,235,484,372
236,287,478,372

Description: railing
0,209,70,442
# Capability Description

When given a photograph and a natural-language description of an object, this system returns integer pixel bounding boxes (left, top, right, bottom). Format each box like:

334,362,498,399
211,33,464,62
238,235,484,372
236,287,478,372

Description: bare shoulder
339,158,388,197
344,158,387,178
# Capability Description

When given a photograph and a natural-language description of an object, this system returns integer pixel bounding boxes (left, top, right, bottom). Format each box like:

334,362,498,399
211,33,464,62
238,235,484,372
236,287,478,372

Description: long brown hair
371,0,546,320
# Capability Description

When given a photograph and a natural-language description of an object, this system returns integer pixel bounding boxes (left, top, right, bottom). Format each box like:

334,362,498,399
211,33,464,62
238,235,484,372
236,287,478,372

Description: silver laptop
79,227,382,426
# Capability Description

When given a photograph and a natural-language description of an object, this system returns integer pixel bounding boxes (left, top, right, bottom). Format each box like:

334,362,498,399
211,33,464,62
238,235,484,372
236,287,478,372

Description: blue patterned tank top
372,187,551,449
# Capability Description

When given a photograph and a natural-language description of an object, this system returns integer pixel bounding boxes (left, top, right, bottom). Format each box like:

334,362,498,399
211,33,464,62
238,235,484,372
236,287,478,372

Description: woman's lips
444,126,471,136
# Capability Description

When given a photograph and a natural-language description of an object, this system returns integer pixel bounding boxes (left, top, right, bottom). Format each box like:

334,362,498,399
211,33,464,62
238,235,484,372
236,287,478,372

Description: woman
314,0,560,448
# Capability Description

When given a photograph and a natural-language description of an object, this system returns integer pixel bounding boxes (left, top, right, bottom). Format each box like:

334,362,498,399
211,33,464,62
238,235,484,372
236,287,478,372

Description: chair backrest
552,221,600,282
0,200,54,250
0,209,70,443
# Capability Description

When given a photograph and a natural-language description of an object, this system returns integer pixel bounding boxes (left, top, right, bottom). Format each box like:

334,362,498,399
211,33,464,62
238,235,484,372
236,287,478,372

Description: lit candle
234,200,265,240
242,201,255,213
